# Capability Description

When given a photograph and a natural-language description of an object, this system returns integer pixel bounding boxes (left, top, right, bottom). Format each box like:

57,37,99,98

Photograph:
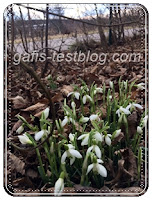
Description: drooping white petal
143,115,148,127
120,107,131,115
90,114,99,121
105,135,111,146
77,134,86,140
43,107,49,119
16,125,24,134
61,151,68,163
61,116,68,127
67,144,75,149
87,146,94,154
71,101,76,109
116,109,120,117
69,149,82,158
109,81,114,89
67,92,73,97
81,134,89,146
86,95,92,102
94,131,102,141
97,159,104,164
137,126,143,134
69,133,74,142
114,129,121,138
70,156,75,165
79,116,89,123
86,164,94,174
83,95,87,104
54,178,64,196
94,145,101,158
126,104,131,110
74,92,80,100
96,88,103,93
96,164,107,177
34,130,45,141
137,83,145,90
133,103,143,110
69,117,76,125
18,134,32,145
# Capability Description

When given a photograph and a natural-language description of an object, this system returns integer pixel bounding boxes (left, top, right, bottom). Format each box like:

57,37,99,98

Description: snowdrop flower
69,133,75,142
79,116,89,123
61,116,75,127
94,131,103,142
103,134,112,146
78,131,102,146
94,87,103,95
112,129,121,139
87,145,101,158
54,172,64,196
116,106,131,118
16,125,24,134
18,134,32,145
67,91,80,100
109,81,114,89
78,133,90,146
126,103,143,111
142,115,148,128
35,130,45,141
90,114,100,121
136,83,145,90
61,144,82,165
137,126,143,134
71,101,76,109
82,95,92,104
109,95,112,99
43,107,49,119
87,158,107,177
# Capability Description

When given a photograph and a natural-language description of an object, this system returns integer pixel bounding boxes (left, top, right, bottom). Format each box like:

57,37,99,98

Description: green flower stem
61,163,72,186
80,154,89,185
26,133,47,182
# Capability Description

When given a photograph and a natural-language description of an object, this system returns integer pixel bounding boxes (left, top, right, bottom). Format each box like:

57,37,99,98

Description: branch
16,4,141,28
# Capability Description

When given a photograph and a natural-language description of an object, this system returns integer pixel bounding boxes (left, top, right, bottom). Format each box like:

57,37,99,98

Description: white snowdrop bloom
103,134,112,146
94,88,103,95
94,131,103,142
71,101,76,109
54,177,64,196
113,129,121,138
43,107,50,119
90,114,100,121
16,125,24,134
61,116,75,127
126,103,143,110
116,106,131,118
137,126,143,134
109,81,114,89
137,83,145,90
18,134,32,145
78,133,90,146
142,115,148,128
87,162,107,177
61,144,82,165
69,133,75,142
109,95,112,99
35,130,45,141
67,91,80,100
87,145,101,158
79,116,89,123
82,95,93,104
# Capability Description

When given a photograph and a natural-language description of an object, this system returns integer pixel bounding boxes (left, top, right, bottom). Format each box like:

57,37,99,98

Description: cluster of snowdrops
16,79,147,195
